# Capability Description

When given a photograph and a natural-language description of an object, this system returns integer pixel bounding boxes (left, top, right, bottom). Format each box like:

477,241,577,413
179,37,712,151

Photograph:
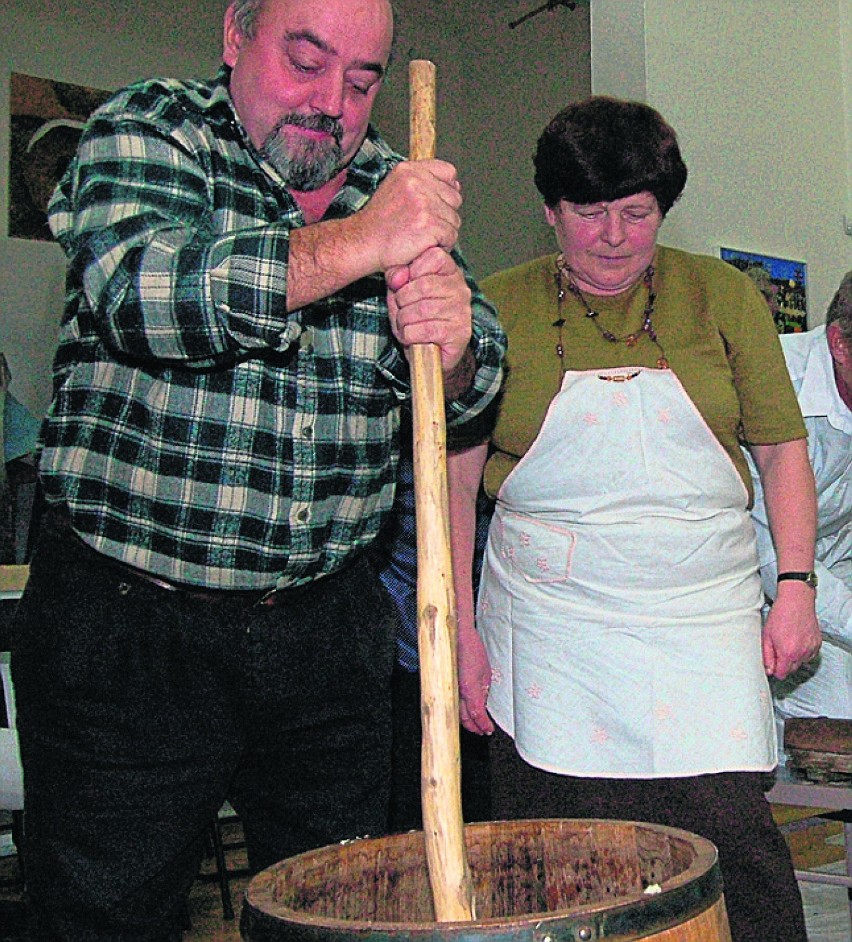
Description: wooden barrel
241,818,732,942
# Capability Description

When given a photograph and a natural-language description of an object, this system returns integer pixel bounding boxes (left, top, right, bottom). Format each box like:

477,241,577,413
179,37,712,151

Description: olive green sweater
481,245,805,505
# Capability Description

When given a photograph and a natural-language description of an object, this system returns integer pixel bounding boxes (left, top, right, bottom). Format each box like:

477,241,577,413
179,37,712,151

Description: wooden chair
767,757,852,930
206,802,245,920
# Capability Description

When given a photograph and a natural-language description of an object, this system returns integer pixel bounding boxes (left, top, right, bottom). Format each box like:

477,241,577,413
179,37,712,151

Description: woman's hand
762,582,821,678
458,626,494,735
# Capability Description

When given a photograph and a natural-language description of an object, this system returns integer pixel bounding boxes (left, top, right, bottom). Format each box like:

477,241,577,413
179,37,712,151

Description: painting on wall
719,247,808,334
8,72,112,241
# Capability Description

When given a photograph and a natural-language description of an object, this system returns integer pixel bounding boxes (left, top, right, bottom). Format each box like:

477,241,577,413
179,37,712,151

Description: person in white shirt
749,270,852,749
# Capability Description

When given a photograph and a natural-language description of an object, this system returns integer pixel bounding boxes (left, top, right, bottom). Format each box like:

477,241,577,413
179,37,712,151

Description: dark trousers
490,727,806,942
389,665,491,832
11,512,396,941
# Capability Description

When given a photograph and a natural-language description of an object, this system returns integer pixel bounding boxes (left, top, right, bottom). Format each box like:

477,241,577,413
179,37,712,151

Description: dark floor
0,816,250,942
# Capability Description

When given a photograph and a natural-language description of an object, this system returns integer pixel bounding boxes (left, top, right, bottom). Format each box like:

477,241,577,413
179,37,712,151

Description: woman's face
545,192,664,295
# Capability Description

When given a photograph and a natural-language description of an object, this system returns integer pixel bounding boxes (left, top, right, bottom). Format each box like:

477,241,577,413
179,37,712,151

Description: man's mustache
274,113,343,145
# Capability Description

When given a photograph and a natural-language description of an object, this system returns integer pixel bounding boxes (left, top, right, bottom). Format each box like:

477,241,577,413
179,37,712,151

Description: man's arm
50,99,464,366
49,112,305,366
286,160,463,311
750,438,822,678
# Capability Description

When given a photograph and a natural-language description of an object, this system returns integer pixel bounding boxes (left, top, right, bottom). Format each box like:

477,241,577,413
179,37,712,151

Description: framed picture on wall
719,247,808,334
8,72,111,241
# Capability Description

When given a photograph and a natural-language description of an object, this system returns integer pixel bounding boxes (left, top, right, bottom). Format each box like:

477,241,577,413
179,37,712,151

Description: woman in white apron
458,97,821,942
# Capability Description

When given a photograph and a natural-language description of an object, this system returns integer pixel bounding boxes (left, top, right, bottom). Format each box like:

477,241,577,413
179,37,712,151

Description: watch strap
776,570,818,589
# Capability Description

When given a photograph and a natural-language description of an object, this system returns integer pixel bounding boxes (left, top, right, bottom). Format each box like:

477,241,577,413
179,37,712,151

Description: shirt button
302,426,313,439
296,508,309,523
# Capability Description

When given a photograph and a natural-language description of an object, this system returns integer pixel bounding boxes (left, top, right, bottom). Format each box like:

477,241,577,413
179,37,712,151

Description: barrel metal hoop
528,862,724,941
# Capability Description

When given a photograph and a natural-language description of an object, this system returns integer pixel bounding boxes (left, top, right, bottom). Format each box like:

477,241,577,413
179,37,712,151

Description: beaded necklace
553,254,669,371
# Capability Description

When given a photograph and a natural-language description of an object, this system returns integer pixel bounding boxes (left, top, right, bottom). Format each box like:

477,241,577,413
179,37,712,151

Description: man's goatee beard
260,115,344,191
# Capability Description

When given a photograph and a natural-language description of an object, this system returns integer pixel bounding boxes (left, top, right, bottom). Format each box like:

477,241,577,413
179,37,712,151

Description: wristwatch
777,570,818,590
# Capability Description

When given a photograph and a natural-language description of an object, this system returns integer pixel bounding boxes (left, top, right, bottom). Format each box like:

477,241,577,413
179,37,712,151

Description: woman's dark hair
534,96,688,216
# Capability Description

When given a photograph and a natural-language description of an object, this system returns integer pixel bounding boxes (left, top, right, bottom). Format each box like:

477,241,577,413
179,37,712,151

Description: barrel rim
244,818,723,937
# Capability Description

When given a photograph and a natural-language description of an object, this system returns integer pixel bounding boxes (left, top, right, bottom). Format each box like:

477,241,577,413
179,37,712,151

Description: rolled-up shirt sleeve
49,105,303,366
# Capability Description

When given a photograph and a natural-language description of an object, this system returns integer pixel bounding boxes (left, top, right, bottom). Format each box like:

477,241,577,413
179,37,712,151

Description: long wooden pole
408,59,476,923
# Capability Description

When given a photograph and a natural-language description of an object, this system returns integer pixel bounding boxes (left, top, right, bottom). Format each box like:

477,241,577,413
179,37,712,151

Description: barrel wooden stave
242,819,732,942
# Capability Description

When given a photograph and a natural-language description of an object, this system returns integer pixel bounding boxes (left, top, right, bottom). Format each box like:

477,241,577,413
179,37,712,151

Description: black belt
107,560,286,607
46,506,291,607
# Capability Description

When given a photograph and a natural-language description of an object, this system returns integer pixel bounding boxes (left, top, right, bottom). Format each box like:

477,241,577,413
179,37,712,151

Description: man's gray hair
826,270,852,346
227,0,397,54
229,0,265,39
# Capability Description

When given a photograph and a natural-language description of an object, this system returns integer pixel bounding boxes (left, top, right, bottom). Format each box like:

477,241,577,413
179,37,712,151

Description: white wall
1,0,591,419
592,0,851,326
590,0,646,102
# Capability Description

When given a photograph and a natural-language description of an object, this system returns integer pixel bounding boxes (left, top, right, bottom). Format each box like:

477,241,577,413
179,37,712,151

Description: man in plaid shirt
11,0,505,937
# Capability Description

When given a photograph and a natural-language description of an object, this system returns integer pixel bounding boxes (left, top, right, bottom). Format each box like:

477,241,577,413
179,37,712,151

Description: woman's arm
447,442,494,735
749,438,821,678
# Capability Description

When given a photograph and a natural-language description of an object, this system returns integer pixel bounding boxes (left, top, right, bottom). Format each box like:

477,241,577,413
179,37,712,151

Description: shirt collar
795,325,852,434
199,66,244,131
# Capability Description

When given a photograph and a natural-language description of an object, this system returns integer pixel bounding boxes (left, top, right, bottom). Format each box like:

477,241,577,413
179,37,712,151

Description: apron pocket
496,512,576,584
